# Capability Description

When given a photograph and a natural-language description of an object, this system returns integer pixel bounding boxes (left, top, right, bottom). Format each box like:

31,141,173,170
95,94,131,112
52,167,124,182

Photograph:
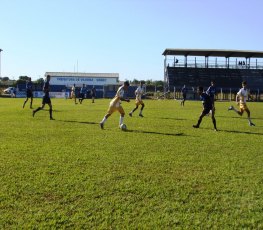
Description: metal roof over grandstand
162,49,263,58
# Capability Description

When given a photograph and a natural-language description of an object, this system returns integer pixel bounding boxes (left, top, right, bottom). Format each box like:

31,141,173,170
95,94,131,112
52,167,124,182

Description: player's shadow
57,119,97,125
217,115,263,121
220,129,263,135
200,127,263,135
52,109,63,112
126,129,185,136
56,120,185,136
37,109,62,112
153,117,187,121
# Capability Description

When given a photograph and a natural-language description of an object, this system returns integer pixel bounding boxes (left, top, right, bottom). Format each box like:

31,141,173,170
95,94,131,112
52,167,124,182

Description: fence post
220,88,223,101
174,87,176,100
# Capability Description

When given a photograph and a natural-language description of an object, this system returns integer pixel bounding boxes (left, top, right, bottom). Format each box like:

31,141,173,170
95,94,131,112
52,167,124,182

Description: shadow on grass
32,109,63,112
57,119,98,125
199,127,263,135
217,115,263,121
152,117,187,121
57,119,186,136
126,129,185,136
52,109,63,112
220,129,263,135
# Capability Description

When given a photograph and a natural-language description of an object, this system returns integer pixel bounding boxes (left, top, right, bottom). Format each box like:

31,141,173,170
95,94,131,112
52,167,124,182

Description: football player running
32,75,54,120
23,77,34,109
71,84,78,104
193,86,217,131
206,80,217,110
129,81,145,117
228,81,255,126
100,81,130,129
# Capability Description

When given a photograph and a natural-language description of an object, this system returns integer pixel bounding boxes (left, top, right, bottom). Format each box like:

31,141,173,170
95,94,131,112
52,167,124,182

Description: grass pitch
1,98,263,229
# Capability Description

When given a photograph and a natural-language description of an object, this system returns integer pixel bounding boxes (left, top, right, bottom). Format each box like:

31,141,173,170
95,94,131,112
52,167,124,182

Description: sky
0,0,263,81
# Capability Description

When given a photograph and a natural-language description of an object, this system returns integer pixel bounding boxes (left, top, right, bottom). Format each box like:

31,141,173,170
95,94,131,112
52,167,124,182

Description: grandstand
162,49,263,95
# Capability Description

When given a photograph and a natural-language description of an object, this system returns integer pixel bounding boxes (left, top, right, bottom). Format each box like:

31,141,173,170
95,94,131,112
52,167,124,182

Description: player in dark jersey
193,86,217,131
90,86,96,103
206,80,217,110
23,77,33,109
32,75,54,120
181,85,187,106
79,84,87,104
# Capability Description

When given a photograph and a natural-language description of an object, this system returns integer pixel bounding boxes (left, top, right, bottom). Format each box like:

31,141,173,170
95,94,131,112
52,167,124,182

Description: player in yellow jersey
129,81,145,117
228,81,255,126
100,81,130,129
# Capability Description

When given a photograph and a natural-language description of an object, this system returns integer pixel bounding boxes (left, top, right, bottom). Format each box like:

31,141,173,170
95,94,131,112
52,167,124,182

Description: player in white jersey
71,84,78,104
129,81,145,117
228,81,255,126
100,81,130,129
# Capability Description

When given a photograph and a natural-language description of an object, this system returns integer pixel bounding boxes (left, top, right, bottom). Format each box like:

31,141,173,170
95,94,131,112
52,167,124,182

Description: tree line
128,79,165,91
0,76,45,86
1,76,165,91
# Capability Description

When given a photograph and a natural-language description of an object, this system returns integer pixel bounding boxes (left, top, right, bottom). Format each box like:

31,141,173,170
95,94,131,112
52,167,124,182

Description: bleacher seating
167,66,263,90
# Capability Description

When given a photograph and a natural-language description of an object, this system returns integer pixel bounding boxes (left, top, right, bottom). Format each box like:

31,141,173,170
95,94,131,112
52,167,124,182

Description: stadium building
163,49,263,99
17,72,138,99
45,72,119,98
16,72,120,98
46,72,119,88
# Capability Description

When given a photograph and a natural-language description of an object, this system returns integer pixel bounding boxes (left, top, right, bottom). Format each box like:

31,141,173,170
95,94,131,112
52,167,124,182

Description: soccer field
1,98,263,228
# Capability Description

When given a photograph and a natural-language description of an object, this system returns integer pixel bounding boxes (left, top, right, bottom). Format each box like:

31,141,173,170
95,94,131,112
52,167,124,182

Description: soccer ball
120,123,127,131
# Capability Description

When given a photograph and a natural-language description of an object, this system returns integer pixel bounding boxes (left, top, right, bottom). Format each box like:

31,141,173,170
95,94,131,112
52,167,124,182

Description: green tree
144,79,164,92
34,78,44,85
2,77,9,81
131,79,140,85
19,76,29,81
16,76,29,85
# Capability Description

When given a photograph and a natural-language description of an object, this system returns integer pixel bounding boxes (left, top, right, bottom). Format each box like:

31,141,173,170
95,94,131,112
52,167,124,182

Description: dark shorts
42,96,51,104
202,106,212,115
26,91,33,98
80,93,85,98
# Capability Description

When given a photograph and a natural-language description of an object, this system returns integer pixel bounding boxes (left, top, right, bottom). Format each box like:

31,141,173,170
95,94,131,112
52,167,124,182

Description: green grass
1,97,263,229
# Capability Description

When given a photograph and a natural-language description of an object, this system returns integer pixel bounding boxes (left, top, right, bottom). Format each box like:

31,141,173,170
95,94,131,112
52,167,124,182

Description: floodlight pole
0,49,3,78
